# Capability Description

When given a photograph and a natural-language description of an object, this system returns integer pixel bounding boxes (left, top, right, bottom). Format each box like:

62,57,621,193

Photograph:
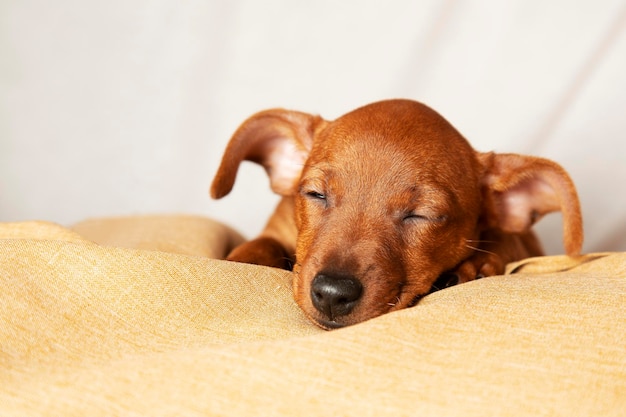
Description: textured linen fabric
72,215,247,258
1,216,625,416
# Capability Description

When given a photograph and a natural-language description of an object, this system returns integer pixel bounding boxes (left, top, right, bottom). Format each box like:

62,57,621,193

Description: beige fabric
72,214,246,258
1,216,625,416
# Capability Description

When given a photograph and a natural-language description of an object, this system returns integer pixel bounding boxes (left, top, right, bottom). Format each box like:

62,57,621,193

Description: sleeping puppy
211,99,583,329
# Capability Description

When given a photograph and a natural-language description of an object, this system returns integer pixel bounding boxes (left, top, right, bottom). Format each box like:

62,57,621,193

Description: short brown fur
211,99,583,329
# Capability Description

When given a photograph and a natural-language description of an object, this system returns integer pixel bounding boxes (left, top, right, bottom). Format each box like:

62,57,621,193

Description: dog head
211,99,583,328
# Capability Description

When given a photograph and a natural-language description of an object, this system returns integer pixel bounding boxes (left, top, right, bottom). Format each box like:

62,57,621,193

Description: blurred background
2,0,625,254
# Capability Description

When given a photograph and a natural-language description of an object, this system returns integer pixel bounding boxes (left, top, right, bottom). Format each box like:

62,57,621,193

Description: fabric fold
2,216,625,416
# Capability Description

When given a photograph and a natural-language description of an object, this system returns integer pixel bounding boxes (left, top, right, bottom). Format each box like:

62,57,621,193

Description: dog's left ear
211,109,327,198
479,153,583,255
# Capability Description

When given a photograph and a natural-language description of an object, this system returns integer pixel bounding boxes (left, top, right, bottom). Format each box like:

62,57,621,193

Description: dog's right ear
210,109,326,199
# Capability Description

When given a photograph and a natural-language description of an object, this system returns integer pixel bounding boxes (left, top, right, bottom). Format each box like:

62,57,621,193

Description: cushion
1,216,624,416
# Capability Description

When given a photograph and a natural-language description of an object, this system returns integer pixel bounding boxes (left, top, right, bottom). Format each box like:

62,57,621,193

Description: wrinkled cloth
1,216,625,416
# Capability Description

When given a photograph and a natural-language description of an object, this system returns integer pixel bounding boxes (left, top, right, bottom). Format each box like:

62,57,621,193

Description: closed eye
403,213,428,222
304,190,326,201
403,213,448,223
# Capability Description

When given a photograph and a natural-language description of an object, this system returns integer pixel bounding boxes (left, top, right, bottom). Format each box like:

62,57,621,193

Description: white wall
2,0,626,254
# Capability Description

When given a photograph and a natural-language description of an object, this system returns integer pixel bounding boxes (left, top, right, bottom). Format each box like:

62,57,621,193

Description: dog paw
432,252,506,293
456,252,506,282
226,237,293,270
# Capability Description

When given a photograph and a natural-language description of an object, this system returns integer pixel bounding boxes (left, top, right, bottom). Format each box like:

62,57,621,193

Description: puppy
211,99,583,329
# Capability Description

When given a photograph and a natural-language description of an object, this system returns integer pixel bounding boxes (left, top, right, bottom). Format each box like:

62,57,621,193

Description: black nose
310,273,363,320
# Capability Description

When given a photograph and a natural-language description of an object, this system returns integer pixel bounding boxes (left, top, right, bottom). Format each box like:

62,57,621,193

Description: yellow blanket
1,215,625,416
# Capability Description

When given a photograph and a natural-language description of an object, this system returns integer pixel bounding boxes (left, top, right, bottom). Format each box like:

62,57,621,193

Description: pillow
1,216,624,416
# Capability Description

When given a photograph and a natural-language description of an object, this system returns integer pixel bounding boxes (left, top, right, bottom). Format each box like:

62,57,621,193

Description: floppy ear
210,109,327,198
479,152,583,256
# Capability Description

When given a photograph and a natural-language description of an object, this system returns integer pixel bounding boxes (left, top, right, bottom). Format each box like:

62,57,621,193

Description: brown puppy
211,99,583,329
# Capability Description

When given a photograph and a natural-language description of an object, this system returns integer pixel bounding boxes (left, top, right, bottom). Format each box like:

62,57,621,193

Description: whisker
429,284,441,292
280,255,296,270
465,244,496,256
465,239,496,244
387,296,401,307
